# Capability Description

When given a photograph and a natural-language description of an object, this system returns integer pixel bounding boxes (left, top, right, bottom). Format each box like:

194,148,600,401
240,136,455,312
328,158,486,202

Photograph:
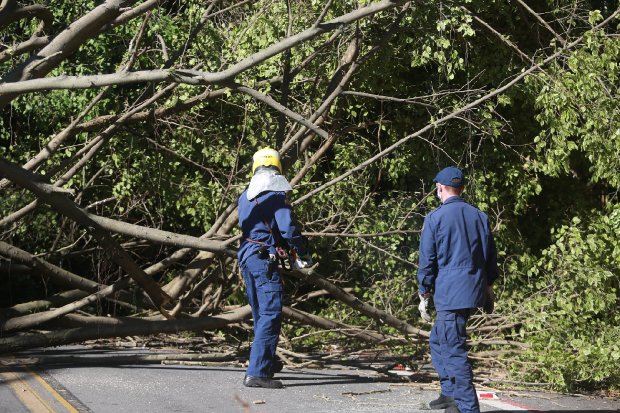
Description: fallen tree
1,0,618,391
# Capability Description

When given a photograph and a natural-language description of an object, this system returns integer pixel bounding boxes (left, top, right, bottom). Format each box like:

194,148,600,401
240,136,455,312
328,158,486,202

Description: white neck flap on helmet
246,168,292,200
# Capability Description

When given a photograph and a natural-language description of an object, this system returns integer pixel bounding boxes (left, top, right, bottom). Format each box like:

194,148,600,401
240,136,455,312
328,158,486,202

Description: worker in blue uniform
238,147,312,389
417,166,499,413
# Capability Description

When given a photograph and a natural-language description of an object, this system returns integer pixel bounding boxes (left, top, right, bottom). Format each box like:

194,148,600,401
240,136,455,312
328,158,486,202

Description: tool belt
249,240,295,270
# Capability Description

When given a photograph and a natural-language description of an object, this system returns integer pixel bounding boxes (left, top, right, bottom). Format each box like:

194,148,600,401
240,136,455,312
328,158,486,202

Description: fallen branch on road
0,306,251,354
0,352,235,367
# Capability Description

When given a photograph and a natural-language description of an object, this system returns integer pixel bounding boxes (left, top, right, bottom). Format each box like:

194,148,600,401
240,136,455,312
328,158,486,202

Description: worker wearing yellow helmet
237,147,313,389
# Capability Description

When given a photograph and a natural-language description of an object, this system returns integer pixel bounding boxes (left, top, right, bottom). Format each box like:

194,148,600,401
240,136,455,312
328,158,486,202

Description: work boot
443,406,461,413
429,393,456,409
243,375,284,389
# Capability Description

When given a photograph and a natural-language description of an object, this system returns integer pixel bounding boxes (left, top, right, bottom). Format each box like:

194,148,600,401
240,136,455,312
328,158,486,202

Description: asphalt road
1,346,619,413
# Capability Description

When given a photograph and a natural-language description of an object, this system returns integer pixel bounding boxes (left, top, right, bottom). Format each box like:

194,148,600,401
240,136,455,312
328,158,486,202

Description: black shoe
429,393,456,409
243,375,283,389
443,406,461,413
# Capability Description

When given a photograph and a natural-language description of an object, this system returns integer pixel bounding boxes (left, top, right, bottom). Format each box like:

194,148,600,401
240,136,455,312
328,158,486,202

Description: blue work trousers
430,310,480,413
241,255,283,378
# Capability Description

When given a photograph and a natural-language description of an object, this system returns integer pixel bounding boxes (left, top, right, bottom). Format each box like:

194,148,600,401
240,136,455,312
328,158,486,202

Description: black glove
482,286,495,314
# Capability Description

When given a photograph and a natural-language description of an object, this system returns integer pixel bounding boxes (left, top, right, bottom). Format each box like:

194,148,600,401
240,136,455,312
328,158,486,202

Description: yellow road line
25,366,79,413
1,366,80,413
1,369,55,413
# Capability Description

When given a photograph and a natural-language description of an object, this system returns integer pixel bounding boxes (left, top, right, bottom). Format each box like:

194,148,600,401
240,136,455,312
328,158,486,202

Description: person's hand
482,285,495,314
418,293,432,322
292,254,313,270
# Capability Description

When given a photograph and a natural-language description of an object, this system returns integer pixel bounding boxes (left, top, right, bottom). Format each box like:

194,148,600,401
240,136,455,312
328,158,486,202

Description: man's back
237,190,306,266
418,196,498,311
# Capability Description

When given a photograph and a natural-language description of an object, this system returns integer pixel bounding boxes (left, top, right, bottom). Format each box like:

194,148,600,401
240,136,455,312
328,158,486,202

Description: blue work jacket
237,190,306,266
417,196,499,311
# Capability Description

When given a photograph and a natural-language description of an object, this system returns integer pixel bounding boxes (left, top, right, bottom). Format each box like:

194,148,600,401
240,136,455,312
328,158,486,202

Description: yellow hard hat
252,147,282,174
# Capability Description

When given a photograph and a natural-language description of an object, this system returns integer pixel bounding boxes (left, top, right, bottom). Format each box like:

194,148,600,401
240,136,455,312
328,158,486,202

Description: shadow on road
277,373,377,388
21,362,379,389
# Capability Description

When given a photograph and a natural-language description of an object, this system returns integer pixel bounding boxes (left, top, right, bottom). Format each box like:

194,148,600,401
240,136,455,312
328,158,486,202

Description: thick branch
151,203,237,280
0,306,251,354
86,212,235,255
0,0,126,107
0,0,406,97
71,28,338,135
0,69,174,95
159,201,240,299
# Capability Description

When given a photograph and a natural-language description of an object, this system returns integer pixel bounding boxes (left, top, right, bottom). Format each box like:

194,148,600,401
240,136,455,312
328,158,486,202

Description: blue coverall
238,190,306,378
417,196,499,413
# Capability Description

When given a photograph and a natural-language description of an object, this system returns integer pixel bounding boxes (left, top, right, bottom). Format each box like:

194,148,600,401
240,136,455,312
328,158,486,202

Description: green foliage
529,27,620,187
513,207,620,389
